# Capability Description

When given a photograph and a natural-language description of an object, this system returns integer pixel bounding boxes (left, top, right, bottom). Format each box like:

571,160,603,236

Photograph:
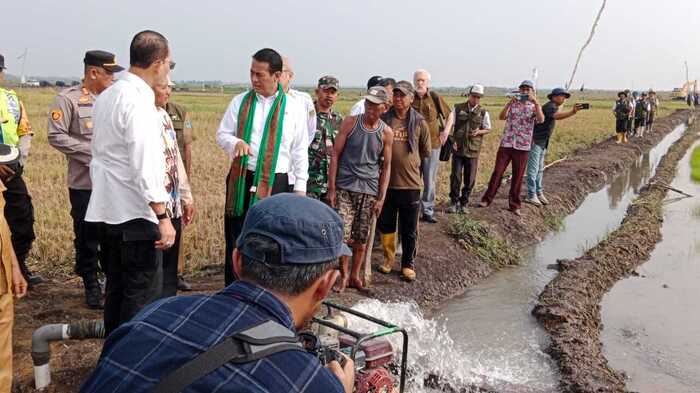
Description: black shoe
83,275,104,309
421,214,438,224
177,275,193,292
19,260,43,287
25,272,44,287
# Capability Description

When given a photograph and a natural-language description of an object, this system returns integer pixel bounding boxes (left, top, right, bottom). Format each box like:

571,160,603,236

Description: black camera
298,332,347,368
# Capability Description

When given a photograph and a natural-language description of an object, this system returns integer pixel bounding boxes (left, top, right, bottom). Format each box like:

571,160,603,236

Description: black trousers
224,170,289,286
100,219,162,336
69,189,100,277
615,118,629,133
377,189,420,268
3,174,35,264
161,217,182,298
450,156,479,205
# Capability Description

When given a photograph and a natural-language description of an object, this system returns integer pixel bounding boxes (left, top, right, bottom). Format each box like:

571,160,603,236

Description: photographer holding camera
81,194,355,393
524,88,584,207
479,80,544,216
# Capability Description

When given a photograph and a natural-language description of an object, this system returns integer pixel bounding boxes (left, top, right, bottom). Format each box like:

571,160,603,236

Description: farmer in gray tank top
329,86,394,292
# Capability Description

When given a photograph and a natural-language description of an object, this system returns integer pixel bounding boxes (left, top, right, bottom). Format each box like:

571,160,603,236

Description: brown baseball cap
363,86,390,104
318,75,339,90
393,80,415,96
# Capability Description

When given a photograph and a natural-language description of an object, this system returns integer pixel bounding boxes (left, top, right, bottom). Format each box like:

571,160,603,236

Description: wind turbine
17,48,28,84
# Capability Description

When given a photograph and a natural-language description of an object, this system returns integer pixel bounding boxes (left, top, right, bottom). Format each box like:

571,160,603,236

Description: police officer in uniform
48,50,123,308
165,92,195,291
0,53,41,287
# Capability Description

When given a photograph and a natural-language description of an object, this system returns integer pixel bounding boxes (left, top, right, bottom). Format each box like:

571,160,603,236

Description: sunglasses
169,61,176,70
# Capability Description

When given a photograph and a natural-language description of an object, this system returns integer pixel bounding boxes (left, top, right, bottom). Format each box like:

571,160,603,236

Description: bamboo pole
363,216,377,287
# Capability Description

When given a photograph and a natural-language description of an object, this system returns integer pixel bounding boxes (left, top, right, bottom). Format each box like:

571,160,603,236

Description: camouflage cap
363,86,390,104
393,80,415,96
318,75,340,90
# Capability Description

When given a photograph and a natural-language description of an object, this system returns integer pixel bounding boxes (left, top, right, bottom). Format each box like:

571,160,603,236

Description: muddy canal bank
533,118,700,392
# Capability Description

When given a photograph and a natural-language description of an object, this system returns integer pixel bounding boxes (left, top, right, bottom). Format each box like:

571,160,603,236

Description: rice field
14,86,687,276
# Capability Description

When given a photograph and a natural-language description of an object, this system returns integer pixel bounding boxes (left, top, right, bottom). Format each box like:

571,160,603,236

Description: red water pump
305,301,408,393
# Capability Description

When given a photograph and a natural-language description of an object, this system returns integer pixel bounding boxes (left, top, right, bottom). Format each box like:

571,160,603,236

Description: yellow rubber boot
378,232,396,274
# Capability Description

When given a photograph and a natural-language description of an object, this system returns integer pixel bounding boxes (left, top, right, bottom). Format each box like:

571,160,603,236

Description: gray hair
413,69,431,82
239,234,337,295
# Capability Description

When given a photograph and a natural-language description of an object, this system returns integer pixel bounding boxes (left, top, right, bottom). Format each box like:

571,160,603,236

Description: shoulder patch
51,109,63,121
78,95,91,104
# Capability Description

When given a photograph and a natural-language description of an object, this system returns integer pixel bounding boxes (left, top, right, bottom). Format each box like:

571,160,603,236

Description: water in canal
434,124,687,389
601,139,700,393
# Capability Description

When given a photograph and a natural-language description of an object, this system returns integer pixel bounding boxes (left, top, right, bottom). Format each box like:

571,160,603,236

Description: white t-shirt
350,99,365,116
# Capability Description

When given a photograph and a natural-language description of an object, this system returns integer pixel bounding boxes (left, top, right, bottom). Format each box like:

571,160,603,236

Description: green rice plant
447,215,520,268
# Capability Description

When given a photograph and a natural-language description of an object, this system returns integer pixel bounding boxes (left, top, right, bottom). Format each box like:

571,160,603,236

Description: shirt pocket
77,106,94,135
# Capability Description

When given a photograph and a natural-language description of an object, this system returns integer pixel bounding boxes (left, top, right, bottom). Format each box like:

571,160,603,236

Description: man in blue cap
524,88,583,207
81,194,355,393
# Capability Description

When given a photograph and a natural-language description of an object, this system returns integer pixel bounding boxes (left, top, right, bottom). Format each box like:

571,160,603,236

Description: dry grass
15,87,686,276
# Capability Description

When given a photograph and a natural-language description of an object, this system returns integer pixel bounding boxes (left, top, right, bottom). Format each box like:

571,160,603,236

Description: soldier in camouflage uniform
307,76,342,200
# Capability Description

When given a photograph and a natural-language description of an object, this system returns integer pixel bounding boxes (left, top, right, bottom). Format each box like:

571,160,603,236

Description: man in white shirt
280,57,316,141
280,56,315,189
216,48,309,285
86,30,175,335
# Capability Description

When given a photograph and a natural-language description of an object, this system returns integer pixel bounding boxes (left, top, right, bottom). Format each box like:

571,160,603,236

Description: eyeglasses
169,61,176,70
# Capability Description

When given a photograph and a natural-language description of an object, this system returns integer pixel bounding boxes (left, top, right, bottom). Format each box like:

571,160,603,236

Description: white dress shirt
286,88,316,186
350,99,366,116
216,90,309,192
86,72,169,225
288,88,317,142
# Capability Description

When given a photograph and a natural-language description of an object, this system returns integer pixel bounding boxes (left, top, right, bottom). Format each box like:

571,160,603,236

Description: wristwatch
156,212,168,220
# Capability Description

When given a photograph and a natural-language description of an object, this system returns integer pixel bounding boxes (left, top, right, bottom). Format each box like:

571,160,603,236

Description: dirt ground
533,118,700,392
10,109,693,392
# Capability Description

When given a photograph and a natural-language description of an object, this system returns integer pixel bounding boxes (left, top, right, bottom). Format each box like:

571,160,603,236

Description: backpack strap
429,90,446,131
150,320,304,393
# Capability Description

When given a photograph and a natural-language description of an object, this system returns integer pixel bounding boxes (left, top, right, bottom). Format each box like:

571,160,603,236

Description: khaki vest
453,102,485,158
165,102,187,153
0,88,21,146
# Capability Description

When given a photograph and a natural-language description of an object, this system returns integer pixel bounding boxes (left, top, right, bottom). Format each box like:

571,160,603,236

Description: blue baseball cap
547,87,571,100
236,194,352,265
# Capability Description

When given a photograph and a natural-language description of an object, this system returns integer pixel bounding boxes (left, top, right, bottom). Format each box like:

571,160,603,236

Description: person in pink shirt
479,80,544,216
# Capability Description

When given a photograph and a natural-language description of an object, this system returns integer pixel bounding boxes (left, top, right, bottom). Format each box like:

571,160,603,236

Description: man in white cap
443,85,491,213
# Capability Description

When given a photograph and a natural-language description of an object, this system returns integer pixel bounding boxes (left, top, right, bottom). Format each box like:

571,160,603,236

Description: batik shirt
307,110,343,198
500,101,537,151
158,108,192,218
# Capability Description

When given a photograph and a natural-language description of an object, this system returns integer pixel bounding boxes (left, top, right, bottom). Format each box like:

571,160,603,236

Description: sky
5,0,700,90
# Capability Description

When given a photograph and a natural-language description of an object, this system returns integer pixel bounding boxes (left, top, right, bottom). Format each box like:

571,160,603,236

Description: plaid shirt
81,281,343,393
